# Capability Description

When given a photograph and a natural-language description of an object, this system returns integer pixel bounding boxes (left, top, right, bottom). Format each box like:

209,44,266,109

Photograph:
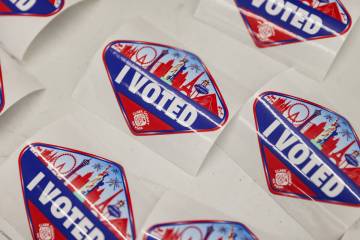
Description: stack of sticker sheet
0,0,359,240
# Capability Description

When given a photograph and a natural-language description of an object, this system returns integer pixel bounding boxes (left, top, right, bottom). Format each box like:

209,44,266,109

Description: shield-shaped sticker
103,41,228,136
144,221,258,240
254,92,360,206
0,0,64,16
19,143,136,240
0,64,4,113
234,0,352,47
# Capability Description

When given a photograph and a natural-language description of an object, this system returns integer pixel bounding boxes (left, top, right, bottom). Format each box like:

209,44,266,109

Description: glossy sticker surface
19,143,136,240
144,221,257,240
234,0,352,47
0,64,4,113
0,0,64,16
254,92,360,206
103,41,228,136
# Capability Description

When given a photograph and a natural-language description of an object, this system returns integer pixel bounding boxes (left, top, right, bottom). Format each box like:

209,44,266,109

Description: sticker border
102,40,229,136
143,220,258,240
18,142,137,239
234,0,353,48
0,64,5,114
253,91,360,207
0,0,65,17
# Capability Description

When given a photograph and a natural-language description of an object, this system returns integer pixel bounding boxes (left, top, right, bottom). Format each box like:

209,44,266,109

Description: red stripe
47,0,56,6
0,1,11,12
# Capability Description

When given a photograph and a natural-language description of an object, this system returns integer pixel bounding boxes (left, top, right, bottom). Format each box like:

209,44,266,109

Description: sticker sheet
0,48,42,116
195,0,360,80
0,116,164,240
73,18,252,175
140,191,269,240
0,0,88,60
216,69,360,240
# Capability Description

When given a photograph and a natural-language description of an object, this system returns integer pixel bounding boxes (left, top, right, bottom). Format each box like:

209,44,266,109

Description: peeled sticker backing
0,0,86,59
0,48,42,117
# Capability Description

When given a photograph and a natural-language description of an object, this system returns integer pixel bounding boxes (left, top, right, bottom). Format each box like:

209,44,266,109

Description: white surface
0,216,24,240
342,219,360,240
0,0,359,239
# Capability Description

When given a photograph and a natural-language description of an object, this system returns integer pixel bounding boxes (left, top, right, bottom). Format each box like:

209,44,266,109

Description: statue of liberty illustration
228,226,237,240
312,119,339,149
162,57,188,84
76,165,111,202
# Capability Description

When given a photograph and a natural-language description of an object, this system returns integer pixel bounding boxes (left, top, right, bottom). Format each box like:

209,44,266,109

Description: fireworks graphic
189,63,201,73
172,52,181,59
339,128,353,141
218,226,227,234
324,114,334,122
111,167,120,174
92,163,103,172
106,178,122,191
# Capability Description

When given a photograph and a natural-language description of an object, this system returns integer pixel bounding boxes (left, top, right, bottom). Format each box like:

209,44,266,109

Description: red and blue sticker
0,64,4,113
144,221,258,240
0,0,64,16
235,0,352,47
254,92,360,206
19,143,136,240
103,41,228,136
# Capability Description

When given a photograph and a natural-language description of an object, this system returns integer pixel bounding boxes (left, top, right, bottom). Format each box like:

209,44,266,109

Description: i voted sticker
0,64,4,113
235,0,352,47
0,0,64,16
144,221,257,240
254,92,360,206
19,143,136,240
103,41,228,136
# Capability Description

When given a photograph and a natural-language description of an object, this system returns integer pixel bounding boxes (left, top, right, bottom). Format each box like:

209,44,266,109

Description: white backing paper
0,0,87,60
0,48,42,116
73,18,253,176
217,68,360,240
341,219,360,240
